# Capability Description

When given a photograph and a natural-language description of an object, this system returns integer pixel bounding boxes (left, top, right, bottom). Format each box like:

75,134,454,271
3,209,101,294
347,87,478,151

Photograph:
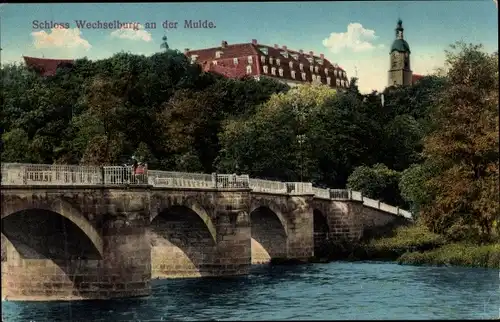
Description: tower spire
160,34,169,51
395,19,404,39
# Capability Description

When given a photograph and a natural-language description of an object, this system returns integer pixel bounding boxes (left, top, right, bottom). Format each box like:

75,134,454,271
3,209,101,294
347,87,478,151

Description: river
2,261,499,321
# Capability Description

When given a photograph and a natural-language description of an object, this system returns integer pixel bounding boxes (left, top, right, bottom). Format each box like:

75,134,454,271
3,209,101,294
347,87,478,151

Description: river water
2,261,499,321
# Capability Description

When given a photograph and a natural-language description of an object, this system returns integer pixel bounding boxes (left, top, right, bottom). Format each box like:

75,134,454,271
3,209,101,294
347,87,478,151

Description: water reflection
3,262,499,321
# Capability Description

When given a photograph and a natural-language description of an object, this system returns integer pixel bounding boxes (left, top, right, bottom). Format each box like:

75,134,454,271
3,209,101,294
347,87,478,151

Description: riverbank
315,223,500,269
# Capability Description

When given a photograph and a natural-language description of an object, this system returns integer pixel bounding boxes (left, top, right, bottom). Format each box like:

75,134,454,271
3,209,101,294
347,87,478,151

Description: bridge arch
249,201,288,264
1,198,103,258
150,197,217,278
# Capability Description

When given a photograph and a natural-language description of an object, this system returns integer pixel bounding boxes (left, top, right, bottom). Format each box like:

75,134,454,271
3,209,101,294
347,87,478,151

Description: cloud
110,24,152,42
31,27,91,50
322,23,382,54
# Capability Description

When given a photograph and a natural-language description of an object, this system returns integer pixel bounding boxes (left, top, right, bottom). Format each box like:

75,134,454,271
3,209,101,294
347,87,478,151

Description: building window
299,63,303,71
248,56,253,64
309,65,314,72
215,51,222,58
324,68,329,75
246,65,252,74
289,61,293,68
278,68,283,76
291,70,296,79
271,67,276,75
315,66,319,73
260,56,265,63
327,76,331,85
270,57,274,64
336,79,341,86
334,70,338,77
233,58,238,65
291,53,298,60
263,65,269,74
276,58,281,66
213,60,218,65
190,55,198,63
342,71,346,78
301,72,306,80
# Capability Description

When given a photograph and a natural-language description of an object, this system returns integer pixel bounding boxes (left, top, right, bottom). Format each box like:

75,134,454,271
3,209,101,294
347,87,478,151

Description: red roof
185,40,349,88
23,56,74,76
412,74,424,83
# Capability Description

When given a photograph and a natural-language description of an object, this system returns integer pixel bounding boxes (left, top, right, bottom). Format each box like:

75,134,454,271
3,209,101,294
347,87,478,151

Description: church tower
388,19,413,86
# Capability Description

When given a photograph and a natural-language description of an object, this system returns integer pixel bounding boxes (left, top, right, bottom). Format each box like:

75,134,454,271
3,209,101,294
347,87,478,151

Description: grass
327,222,500,269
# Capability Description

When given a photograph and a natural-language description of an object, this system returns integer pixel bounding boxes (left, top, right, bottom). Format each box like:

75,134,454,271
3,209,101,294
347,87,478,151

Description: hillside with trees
1,42,498,246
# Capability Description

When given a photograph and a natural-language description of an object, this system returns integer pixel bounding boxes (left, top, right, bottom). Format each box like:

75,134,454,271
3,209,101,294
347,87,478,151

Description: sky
0,1,498,93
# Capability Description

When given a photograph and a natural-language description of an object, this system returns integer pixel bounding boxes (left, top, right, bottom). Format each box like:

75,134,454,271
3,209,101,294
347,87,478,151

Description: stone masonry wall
250,207,287,263
1,187,151,301
360,206,410,240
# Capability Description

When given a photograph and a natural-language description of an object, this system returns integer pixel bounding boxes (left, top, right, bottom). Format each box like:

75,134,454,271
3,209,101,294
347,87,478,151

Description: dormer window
263,65,269,74
316,59,324,65
307,57,313,63
291,53,299,60
310,65,314,72
278,68,283,76
301,72,306,80
248,56,253,64
276,58,280,66
190,55,198,63
281,51,289,59
260,56,265,63
327,76,331,85
289,61,293,68
336,79,341,86
246,65,252,74
291,70,296,79
259,47,268,55
315,66,319,73
215,51,223,58
271,67,276,75
334,70,338,77
299,63,303,71
213,60,218,65
324,68,329,75
233,58,239,65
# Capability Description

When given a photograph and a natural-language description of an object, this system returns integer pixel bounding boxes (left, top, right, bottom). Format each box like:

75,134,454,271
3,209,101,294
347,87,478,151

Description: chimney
282,45,287,50
299,49,303,54
274,44,279,49
320,53,324,59
252,39,257,45
309,51,314,56
184,48,190,53
221,40,228,48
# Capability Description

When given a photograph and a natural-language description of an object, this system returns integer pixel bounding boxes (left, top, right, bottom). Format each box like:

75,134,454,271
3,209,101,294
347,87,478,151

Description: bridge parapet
1,163,412,219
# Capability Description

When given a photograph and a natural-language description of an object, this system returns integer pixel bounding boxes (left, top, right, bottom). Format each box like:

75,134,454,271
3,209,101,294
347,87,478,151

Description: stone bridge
1,163,412,301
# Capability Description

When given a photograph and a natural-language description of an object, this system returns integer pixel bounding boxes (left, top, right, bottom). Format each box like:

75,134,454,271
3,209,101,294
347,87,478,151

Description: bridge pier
284,195,314,262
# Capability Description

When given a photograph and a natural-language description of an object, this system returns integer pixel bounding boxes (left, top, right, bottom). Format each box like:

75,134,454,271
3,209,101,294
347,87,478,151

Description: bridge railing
0,163,413,218
312,187,330,199
249,178,287,194
148,170,214,188
286,182,313,194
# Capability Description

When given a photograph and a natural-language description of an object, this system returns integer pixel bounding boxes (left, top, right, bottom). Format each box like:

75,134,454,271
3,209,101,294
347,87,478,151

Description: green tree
420,43,499,242
347,164,404,206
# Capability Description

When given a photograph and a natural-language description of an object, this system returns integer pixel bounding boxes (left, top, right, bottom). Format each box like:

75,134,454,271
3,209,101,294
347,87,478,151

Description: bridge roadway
1,163,412,301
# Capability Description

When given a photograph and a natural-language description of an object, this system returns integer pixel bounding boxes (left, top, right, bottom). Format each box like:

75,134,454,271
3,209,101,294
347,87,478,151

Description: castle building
185,39,349,89
22,56,74,76
388,20,413,86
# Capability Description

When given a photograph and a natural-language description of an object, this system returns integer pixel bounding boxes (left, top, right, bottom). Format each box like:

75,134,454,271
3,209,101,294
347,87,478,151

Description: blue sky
0,1,497,92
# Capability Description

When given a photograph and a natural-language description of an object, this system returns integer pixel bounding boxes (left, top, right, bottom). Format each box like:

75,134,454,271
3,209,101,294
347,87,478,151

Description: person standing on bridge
135,162,146,183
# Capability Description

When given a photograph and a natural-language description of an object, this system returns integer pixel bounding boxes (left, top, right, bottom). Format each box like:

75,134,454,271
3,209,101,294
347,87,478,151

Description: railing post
100,166,105,185
348,189,352,200
360,192,364,202
397,207,400,215
211,172,217,188
378,200,381,209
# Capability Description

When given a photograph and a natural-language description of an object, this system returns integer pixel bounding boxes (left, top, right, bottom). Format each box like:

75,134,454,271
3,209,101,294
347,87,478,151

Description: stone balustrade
0,163,412,219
